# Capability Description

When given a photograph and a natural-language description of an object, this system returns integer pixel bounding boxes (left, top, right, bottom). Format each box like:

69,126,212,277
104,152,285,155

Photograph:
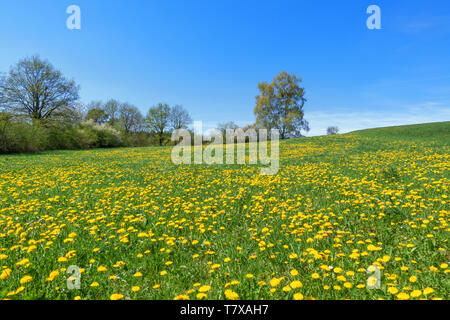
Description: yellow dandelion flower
397,292,410,300
410,290,422,298
224,289,239,300
0,268,12,280
20,275,32,284
199,285,211,293
423,287,434,295
293,293,304,300
290,280,303,289
388,287,399,295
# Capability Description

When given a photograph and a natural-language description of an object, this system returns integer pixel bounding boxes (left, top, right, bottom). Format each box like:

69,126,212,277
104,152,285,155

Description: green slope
349,121,450,145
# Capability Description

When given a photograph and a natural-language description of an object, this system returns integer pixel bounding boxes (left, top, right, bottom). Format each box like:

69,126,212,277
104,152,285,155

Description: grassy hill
350,121,450,144
0,122,448,300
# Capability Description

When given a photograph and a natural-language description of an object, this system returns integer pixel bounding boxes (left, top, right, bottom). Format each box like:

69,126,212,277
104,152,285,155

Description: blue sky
1,0,449,136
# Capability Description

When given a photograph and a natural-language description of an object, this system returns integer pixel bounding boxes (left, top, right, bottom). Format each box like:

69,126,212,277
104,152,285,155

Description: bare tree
119,103,143,133
104,99,120,126
0,56,79,121
217,121,239,135
170,104,192,130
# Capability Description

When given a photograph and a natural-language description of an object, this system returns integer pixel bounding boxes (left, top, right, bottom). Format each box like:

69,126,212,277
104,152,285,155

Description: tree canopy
327,126,339,135
85,101,108,124
170,105,192,130
145,103,171,146
119,103,143,133
254,71,309,139
0,56,80,121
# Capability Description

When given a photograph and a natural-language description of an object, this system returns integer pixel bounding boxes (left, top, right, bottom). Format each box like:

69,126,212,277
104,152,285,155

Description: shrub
0,114,46,153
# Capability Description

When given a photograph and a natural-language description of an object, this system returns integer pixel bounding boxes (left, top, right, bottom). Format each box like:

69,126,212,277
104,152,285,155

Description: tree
145,103,171,146
0,56,80,121
118,103,143,133
327,126,339,135
254,71,309,139
290,117,310,137
85,101,108,124
170,105,192,130
104,99,120,126
217,121,239,135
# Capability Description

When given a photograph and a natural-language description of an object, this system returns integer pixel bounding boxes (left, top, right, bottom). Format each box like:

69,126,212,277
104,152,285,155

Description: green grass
350,121,450,144
0,122,449,300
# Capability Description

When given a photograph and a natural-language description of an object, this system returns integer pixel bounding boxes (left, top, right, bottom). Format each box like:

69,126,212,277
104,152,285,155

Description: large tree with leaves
254,71,309,139
145,103,171,146
85,101,108,124
0,56,80,122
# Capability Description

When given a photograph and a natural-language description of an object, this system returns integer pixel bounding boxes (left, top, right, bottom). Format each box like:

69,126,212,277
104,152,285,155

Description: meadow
0,122,448,300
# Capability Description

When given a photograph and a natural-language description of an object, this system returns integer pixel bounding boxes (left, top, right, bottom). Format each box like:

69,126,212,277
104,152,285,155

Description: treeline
0,56,192,154
1,56,311,154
